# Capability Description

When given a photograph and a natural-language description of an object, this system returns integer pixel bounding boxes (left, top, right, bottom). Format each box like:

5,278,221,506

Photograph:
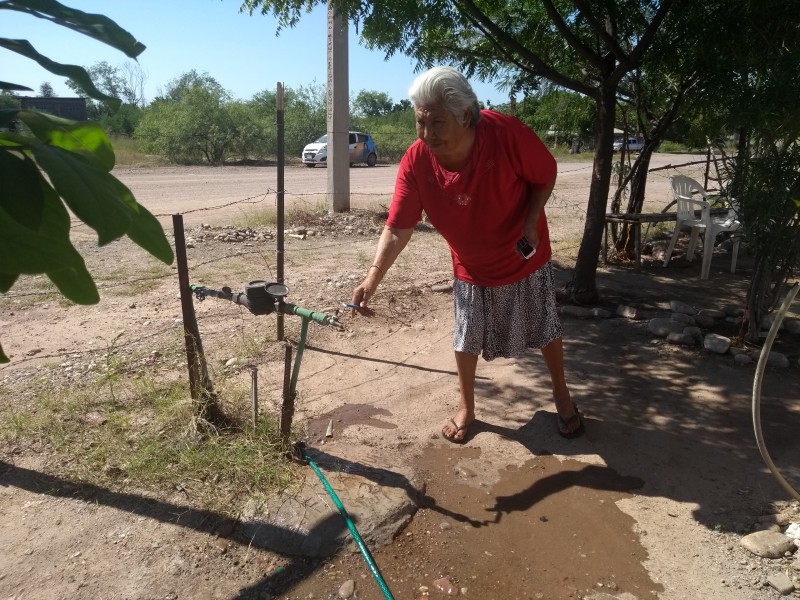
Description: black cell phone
516,236,536,259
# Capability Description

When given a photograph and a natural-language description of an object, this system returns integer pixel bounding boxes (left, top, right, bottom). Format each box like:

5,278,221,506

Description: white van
613,137,645,152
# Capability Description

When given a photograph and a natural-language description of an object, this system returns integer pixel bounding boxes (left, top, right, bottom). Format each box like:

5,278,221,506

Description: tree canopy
241,0,800,310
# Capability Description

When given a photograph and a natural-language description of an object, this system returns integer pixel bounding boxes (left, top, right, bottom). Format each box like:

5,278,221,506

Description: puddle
276,444,661,599
305,402,397,442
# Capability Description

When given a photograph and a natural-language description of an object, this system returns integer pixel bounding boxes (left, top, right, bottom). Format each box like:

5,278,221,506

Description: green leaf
0,109,21,129
47,264,99,305
124,203,175,265
0,162,99,305
0,159,86,274
0,0,146,58
15,109,114,170
28,141,132,244
0,272,18,294
27,138,173,263
0,81,32,92
0,39,122,111
0,149,44,229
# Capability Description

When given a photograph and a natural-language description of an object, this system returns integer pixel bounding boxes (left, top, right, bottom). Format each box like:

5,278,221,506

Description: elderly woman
350,66,583,442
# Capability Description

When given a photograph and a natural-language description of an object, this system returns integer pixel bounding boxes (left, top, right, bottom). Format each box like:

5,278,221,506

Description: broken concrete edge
239,447,425,558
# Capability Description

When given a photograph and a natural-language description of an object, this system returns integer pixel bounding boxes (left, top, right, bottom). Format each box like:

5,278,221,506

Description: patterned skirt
452,262,563,361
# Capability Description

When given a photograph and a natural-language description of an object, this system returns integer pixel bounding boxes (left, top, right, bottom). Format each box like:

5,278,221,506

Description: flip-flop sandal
443,418,471,444
558,404,585,439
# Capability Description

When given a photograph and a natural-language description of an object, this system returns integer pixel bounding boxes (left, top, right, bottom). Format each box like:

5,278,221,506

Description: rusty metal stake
249,365,258,427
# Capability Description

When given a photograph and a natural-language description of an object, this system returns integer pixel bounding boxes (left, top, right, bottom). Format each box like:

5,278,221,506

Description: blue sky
2,0,509,106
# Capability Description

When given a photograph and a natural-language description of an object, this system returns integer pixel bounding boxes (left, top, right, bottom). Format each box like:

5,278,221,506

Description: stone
683,326,704,345
561,305,593,319
670,312,695,325
589,307,612,318
740,530,796,558
616,304,643,320
697,308,726,320
724,304,745,317
785,522,800,538
766,572,795,595
704,333,731,354
694,314,716,328
670,300,696,315
734,353,754,366
648,318,685,337
666,332,695,346
761,313,783,331
430,283,453,293
433,576,459,596
338,579,355,599
784,318,800,335
240,449,423,557
767,352,790,368
83,411,107,426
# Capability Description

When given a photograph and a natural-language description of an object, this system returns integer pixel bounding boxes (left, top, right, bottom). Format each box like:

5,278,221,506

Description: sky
1,0,509,106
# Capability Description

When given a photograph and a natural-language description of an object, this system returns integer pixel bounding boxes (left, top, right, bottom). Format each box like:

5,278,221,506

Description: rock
766,572,795,595
734,353,754,366
784,522,800,539
724,304,745,317
704,333,731,354
784,318,800,335
670,312,695,325
740,530,796,558
616,304,643,320
433,576,459,595
694,314,716,328
697,308,726,320
430,283,453,293
761,313,782,331
83,411,107,426
561,305,593,319
666,332,695,346
589,307,612,318
648,318,685,337
670,300,696,315
767,352,790,368
338,579,355,598
683,326,704,344
240,450,423,557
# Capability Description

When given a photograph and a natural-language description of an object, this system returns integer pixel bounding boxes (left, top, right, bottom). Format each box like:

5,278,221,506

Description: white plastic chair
662,175,741,279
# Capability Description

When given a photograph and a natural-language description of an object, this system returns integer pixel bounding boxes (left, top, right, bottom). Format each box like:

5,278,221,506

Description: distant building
19,97,87,121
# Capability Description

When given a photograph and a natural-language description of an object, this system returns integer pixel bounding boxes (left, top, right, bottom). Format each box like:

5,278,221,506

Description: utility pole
327,0,349,212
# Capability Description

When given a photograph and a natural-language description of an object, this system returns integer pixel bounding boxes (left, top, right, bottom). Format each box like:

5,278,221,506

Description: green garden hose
303,452,395,600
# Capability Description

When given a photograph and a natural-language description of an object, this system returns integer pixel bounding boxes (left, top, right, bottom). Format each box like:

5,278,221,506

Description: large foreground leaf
0,39,122,111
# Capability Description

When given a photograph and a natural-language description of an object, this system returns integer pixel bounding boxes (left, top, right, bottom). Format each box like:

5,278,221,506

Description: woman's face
414,103,472,160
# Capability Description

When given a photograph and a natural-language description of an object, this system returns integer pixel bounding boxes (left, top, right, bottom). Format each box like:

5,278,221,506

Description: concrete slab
240,447,424,557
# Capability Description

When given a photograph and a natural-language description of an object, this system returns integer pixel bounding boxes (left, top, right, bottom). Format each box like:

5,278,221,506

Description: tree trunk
567,84,617,304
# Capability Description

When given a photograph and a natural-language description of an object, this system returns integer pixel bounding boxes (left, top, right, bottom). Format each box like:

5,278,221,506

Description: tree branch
455,0,596,97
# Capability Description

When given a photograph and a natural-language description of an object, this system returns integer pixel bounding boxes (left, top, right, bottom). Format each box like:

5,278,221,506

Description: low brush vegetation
0,368,303,515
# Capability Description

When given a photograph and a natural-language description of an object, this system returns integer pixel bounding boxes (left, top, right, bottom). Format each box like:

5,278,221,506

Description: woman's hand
349,279,377,317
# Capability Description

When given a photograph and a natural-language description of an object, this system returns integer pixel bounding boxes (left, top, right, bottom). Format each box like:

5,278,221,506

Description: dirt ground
2,156,800,600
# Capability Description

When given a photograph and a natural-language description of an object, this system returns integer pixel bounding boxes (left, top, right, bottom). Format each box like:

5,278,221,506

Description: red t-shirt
387,110,557,286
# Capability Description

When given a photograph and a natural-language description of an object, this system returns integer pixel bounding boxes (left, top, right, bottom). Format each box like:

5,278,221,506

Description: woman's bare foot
441,408,475,443
554,395,583,437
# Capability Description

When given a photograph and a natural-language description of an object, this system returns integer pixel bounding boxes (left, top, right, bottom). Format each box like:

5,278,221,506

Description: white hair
408,66,481,126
